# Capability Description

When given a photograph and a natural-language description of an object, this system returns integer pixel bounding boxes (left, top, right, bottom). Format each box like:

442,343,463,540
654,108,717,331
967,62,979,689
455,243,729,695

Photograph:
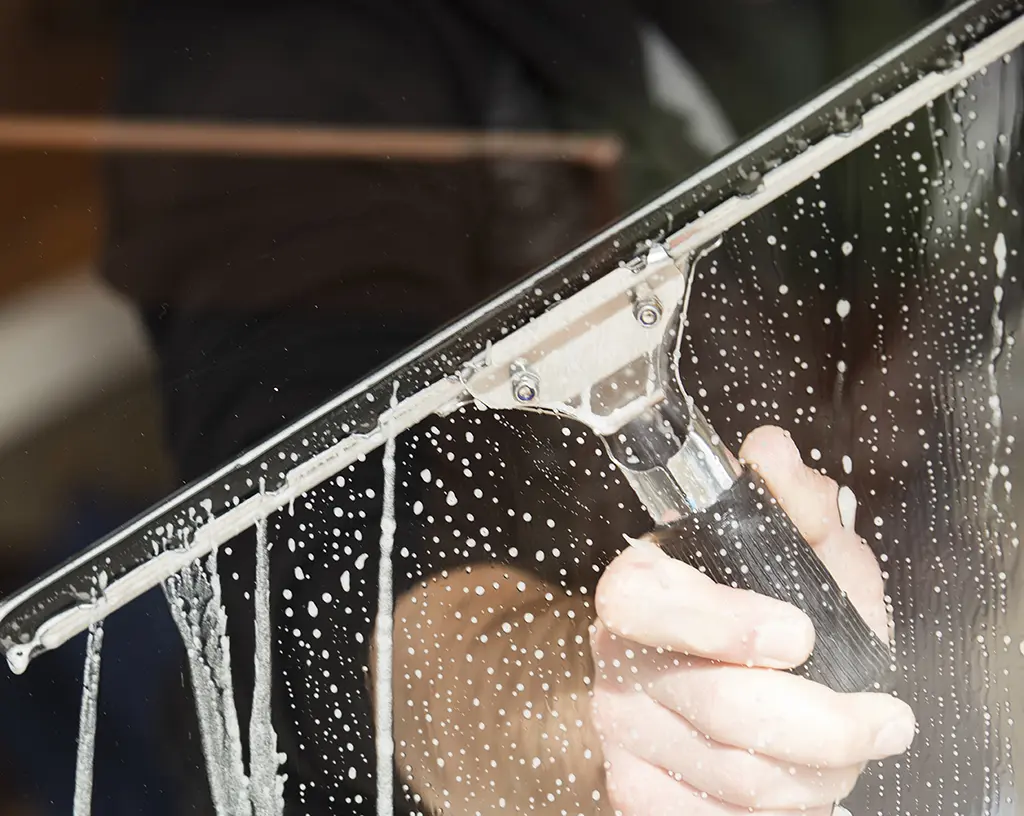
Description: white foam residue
249,517,287,816
375,384,400,816
164,553,251,814
163,516,287,816
73,621,104,816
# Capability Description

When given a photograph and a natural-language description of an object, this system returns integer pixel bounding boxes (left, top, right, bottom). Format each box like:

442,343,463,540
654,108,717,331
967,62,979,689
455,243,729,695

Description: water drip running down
837,485,858,531
73,621,104,816
375,384,400,816
986,233,1010,515
163,520,289,816
249,517,286,816
164,553,250,814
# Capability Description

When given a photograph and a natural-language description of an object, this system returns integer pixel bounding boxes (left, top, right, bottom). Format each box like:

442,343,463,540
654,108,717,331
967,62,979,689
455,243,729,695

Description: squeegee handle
650,467,894,694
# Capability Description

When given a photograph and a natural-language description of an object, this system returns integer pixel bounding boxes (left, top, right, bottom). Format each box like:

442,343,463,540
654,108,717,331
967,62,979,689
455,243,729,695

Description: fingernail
753,613,815,668
873,709,916,756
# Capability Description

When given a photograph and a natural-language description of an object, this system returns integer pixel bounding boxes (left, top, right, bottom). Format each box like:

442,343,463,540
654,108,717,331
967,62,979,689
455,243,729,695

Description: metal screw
510,360,539,403
633,297,663,327
514,378,538,403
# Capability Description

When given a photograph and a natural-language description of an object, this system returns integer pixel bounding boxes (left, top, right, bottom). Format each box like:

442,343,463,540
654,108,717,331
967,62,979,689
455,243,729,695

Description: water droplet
837,486,857,530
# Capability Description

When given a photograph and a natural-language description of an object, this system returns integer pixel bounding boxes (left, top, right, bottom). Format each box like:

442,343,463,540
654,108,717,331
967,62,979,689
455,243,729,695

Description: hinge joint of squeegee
620,236,676,276
621,252,648,274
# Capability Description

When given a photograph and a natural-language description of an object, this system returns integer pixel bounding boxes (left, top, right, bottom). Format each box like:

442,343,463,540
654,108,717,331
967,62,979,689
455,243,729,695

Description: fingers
594,682,861,809
738,425,887,639
633,651,916,767
601,745,833,816
739,425,840,547
595,543,815,669
591,425,909,813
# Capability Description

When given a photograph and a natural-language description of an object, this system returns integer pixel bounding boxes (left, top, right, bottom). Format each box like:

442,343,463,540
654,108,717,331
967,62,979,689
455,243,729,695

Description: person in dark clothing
101,2,963,814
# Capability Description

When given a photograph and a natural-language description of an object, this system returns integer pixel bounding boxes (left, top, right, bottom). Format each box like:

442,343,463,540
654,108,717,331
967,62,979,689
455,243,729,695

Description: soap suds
164,517,288,816
375,385,400,816
249,517,286,815
164,554,250,813
73,621,104,816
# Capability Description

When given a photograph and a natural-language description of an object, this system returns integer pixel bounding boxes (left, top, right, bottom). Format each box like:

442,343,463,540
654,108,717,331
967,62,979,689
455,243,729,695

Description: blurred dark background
0,2,180,813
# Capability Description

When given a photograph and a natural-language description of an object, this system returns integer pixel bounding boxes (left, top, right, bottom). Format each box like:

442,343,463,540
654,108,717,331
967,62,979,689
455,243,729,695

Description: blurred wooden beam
0,115,623,166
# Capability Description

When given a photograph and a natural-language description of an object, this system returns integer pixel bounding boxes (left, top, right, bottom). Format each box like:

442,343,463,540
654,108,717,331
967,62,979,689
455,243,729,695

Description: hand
589,425,915,815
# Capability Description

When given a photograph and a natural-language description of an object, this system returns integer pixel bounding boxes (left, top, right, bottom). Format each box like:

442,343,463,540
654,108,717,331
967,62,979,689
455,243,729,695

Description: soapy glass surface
221,49,1024,814
9,25,1024,816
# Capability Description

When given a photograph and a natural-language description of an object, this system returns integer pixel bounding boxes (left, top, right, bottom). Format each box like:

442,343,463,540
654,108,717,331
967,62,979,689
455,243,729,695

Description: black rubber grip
650,468,894,693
